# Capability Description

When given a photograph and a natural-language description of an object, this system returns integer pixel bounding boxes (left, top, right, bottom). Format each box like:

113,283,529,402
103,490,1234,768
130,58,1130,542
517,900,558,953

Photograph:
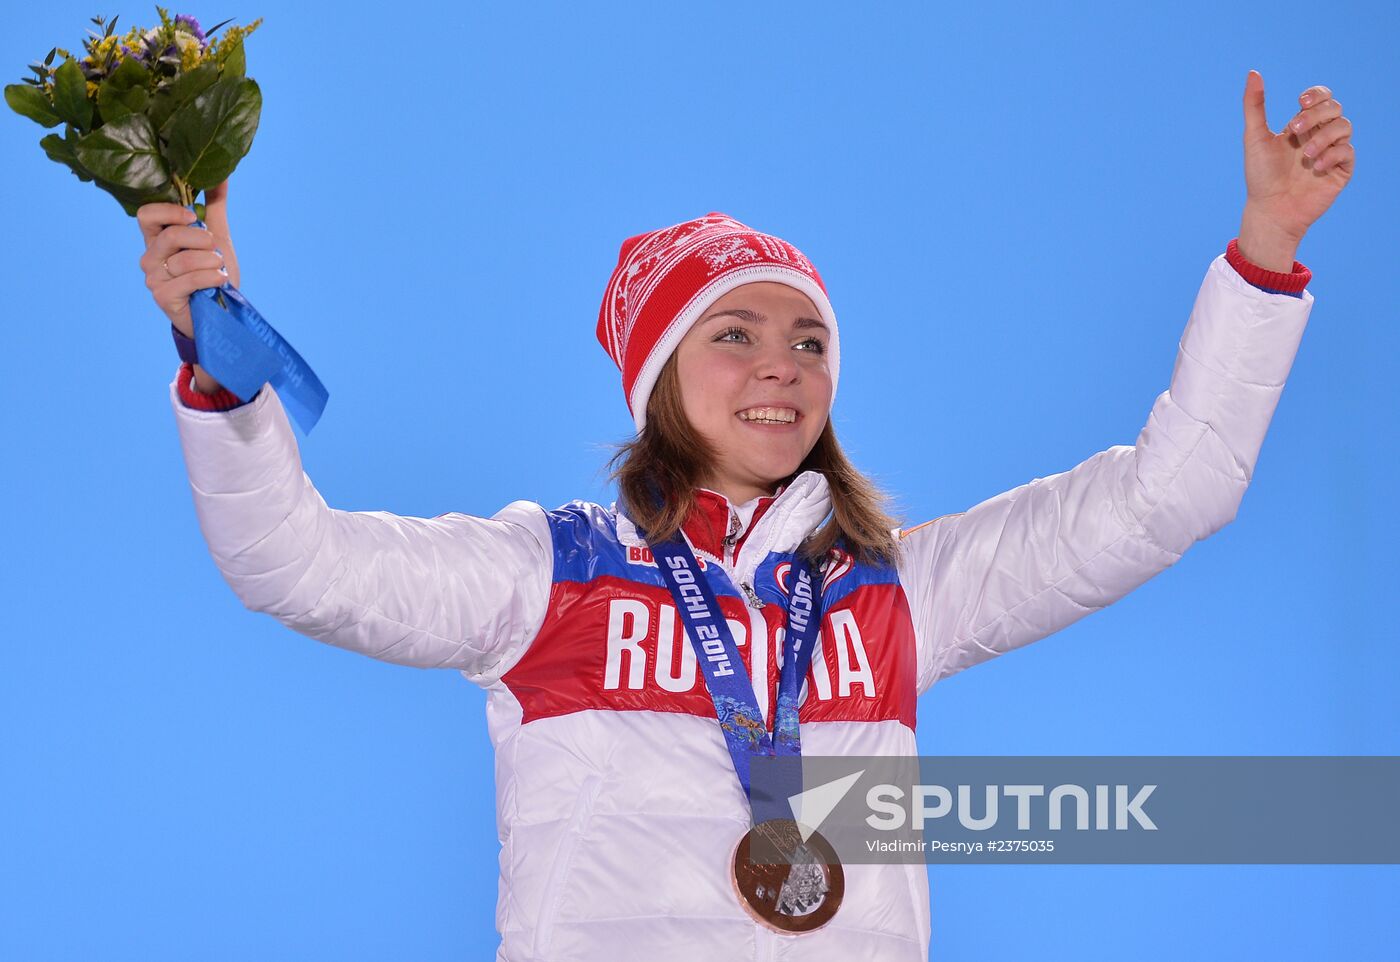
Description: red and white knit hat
596,211,839,432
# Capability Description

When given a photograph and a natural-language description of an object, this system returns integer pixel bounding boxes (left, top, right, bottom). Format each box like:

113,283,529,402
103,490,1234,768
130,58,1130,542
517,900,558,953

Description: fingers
148,264,228,322
151,265,229,300
1299,85,1332,108
1300,115,1353,160
1312,139,1355,175
140,221,228,323
137,200,231,335
139,223,219,272
136,202,196,242
143,248,227,290
1288,97,1343,137
1283,86,1352,172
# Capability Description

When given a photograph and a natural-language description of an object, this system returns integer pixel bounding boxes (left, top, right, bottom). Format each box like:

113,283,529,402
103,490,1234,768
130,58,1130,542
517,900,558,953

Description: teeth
738,407,797,423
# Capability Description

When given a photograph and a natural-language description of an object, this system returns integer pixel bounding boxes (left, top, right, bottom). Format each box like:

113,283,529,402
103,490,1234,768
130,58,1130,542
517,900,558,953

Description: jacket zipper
728,512,761,610
722,508,741,567
695,543,766,611
739,580,764,609
723,509,763,608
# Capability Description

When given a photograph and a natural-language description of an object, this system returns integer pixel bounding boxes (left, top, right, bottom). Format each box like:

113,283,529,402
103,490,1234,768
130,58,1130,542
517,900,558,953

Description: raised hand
137,178,238,394
1241,71,1355,252
138,203,226,337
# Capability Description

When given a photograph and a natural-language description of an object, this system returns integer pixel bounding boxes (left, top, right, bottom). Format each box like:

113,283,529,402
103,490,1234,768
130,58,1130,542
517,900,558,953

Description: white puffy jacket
170,253,1312,961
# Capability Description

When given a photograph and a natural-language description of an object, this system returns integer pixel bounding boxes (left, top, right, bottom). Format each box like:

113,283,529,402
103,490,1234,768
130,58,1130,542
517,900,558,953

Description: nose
753,340,801,385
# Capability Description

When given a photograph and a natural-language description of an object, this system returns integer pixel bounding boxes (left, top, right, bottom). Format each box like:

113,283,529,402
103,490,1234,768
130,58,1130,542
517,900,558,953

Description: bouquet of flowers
5,8,262,218
6,9,327,433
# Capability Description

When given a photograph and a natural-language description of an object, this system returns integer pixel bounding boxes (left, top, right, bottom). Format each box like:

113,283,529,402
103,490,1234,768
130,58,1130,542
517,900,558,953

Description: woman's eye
795,337,826,354
715,327,749,343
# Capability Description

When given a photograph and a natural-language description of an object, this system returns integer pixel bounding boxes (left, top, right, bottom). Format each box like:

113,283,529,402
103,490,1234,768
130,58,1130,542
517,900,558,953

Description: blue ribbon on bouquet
183,204,329,434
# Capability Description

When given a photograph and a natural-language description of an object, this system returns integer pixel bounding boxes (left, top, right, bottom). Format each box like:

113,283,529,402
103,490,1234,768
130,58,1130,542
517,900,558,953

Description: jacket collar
682,487,780,559
615,470,833,573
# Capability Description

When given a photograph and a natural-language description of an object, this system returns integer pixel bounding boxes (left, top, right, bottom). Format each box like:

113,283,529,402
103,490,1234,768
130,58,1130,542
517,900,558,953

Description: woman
137,74,1351,960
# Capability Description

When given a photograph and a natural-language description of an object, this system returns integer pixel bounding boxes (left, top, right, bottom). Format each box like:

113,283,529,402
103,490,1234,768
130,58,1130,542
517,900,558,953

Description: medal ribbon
648,533,823,825
184,205,330,435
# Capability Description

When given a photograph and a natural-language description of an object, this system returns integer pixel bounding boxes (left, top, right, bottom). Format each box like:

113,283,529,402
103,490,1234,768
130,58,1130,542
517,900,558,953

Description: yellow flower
175,31,202,71
85,79,98,98
210,18,265,66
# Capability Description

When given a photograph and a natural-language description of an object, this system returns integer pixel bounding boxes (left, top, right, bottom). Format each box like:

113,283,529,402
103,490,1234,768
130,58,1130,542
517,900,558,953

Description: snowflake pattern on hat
594,211,837,431
603,212,742,362
696,237,762,274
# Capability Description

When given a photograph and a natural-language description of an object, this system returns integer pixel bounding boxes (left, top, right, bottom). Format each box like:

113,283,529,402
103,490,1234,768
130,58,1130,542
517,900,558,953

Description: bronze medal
731,818,844,934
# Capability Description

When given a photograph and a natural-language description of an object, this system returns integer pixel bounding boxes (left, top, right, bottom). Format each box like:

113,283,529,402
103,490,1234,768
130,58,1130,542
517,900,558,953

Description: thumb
1242,69,1272,142
205,177,230,206
201,178,232,235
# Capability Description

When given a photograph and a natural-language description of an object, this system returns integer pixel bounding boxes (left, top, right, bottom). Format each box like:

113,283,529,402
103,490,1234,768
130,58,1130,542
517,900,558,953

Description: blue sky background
3,2,1396,959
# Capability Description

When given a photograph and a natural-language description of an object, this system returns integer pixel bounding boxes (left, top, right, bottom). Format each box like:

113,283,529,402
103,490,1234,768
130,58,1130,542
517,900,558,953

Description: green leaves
15,15,265,217
221,36,246,79
164,76,261,190
51,59,92,131
40,122,179,216
96,57,150,123
5,83,61,127
75,112,170,191
146,61,217,135
39,129,93,181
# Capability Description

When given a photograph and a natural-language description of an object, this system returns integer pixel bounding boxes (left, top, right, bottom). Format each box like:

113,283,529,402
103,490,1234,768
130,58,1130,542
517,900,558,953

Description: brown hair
609,356,902,566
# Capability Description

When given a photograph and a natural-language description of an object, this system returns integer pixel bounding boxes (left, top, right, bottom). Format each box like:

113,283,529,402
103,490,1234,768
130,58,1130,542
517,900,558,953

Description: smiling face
672,281,834,504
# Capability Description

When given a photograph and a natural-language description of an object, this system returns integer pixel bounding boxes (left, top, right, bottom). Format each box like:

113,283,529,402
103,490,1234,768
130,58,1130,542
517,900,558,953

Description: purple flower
136,28,159,61
174,13,206,44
